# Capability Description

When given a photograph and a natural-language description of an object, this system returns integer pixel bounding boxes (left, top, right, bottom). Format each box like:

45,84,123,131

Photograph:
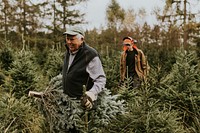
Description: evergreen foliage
0,0,199,132
0,41,14,71
42,48,63,79
105,82,187,133
0,93,44,133
8,50,38,99
0,42,199,132
159,47,200,132
102,54,120,91
33,48,48,67
35,74,126,133
0,71,6,86
143,44,176,81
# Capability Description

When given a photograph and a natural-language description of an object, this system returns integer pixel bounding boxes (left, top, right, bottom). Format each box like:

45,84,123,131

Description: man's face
123,39,133,51
66,35,83,52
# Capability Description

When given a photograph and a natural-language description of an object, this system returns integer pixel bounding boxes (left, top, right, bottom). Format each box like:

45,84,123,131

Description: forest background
0,0,200,132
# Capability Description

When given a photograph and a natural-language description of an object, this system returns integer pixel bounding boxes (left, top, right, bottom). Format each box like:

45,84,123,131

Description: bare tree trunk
183,0,188,49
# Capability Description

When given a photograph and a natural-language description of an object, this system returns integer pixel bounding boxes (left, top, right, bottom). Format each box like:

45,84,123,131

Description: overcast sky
34,0,200,30
79,0,166,30
79,0,200,30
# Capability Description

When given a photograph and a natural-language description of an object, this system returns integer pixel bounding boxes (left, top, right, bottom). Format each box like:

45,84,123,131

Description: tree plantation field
0,39,199,132
0,0,200,132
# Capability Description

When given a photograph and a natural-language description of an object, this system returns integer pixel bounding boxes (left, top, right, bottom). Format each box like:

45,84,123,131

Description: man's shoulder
84,43,98,56
85,44,97,52
135,48,144,54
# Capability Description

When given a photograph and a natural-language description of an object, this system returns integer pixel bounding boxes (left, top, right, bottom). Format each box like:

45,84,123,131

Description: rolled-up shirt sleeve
86,56,106,99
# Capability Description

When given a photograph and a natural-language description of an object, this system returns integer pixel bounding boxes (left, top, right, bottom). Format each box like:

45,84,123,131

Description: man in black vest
63,26,106,110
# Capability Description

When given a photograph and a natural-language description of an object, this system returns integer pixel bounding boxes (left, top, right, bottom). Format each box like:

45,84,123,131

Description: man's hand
81,91,96,110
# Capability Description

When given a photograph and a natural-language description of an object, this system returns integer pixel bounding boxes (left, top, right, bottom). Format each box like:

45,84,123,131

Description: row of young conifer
0,40,199,132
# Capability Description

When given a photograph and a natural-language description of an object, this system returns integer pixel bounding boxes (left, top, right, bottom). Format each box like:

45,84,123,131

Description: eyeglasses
124,44,131,46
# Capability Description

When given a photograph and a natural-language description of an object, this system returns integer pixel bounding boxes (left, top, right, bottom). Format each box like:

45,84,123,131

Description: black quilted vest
62,43,98,98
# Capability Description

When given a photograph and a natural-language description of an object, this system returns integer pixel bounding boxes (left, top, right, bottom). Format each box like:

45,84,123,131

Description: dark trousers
127,73,141,89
